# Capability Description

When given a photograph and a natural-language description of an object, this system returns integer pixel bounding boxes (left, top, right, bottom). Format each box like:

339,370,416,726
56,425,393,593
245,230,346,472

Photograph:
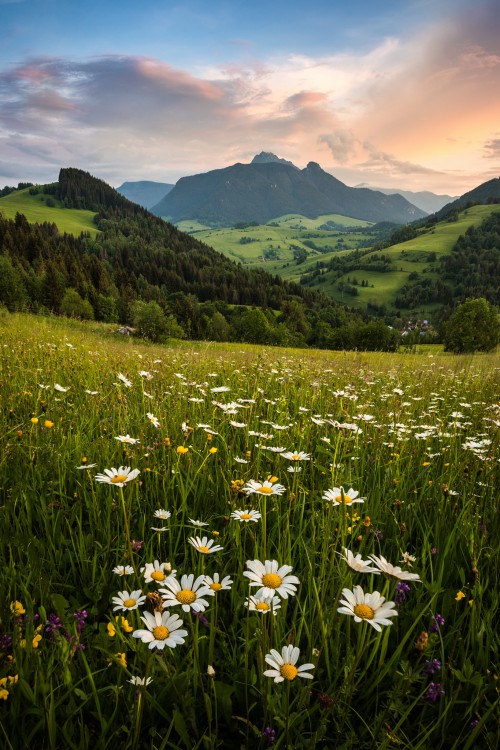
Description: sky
1,0,499,196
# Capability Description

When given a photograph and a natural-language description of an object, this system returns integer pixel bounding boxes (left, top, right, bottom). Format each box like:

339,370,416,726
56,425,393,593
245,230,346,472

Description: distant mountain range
117,180,173,209
150,154,427,225
433,177,500,219
354,184,456,214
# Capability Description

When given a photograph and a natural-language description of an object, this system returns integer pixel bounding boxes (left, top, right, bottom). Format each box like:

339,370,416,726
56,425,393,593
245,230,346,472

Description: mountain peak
251,152,298,169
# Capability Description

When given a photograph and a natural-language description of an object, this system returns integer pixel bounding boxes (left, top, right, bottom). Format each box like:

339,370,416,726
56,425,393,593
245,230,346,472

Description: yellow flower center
123,598,136,608
291,454,301,460
198,545,210,553
353,603,375,620
280,663,298,680
262,573,282,589
335,494,352,504
210,582,222,591
255,602,270,611
152,626,170,641
240,513,252,519
177,589,197,605
257,486,273,494
111,474,128,483
151,570,165,581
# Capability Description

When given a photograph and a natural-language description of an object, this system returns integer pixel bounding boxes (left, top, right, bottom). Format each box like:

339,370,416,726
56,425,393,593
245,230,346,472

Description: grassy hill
197,205,498,317
0,187,99,237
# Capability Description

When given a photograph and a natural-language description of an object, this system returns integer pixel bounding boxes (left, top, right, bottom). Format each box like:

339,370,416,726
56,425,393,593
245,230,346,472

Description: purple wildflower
0,633,13,654
73,610,88,635
430,547,438,556
423,682,445,703
430,614,445,633
395,582,411,607
131,539,143,551
423,659,441,675
262,727,277,746
45,614,63,641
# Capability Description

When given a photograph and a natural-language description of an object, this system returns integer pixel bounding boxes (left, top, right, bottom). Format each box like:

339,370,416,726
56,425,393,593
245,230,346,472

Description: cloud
359,142,444,176
483,137,500,158
318,131,359,164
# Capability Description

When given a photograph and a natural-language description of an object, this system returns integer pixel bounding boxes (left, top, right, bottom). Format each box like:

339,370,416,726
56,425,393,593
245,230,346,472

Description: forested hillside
0,169,399,350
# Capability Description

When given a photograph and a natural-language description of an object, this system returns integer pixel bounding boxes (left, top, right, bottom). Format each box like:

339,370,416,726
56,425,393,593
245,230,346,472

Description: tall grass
0,313,498,749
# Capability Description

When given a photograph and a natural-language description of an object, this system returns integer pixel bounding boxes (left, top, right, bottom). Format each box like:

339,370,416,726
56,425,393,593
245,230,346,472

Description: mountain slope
151,157,426,225
434,178,500,219
117,180,174,209
355,185,456,214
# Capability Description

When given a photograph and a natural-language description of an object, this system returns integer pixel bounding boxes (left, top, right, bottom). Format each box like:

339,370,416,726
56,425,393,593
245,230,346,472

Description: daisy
337,585,398,631
263,645,315,683
112,590,147,612
113,565,134,576
399,552,417,567
159,574,214,613
76,463,98,469
141,560,175,585
243,560,300,599
234,457,249,464
146,412,160,428
153,509,171,521
188,536,224,554
132,610,188,650
151,527,169,532
243,479,286,496
188,518,209,527
287,466,302,473
369,555,421,582
339,548,381,574
203,573,233,592
280,451,311,461
245,593,281,615
115,435,140,444
54,383,68,392
323,486,365,506
95,466,140,486
117,373,132,387
231,509,262,523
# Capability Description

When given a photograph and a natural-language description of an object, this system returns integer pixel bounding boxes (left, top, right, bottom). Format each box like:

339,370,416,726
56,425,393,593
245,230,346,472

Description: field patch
0,188,99,237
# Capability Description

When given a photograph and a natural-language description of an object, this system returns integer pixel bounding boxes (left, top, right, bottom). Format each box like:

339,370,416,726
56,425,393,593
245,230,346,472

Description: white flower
280,451,311,461
133,610,188,650
115,435,140,444
141,560,175,585
210,386,230,393
322,486,365,506
399,552,417,567
188,536,224,554
111,590,147,612
76,463,98,469
188,518,209,527
153,509,171,520
203,573,233,592
243,479,286,496
117,373,132,387
128,676,153,686
207,665,216,677
243,559,300,599
230,421,247,428
263,645,315,683
85,389,99,395
245,593,281,615
159,574,214,612
95,466,140,487
151,526,169,532
337,585,398,631
339,548,381,574
113,565,134,576
146,412,160,428
231,509,262,523
138,371,152,379
369,554,421,582
287,466,302,473
234,457,249,464
54,383,68,392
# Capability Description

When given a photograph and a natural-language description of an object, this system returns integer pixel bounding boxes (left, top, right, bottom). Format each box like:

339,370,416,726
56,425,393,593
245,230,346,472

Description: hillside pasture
0,188,99,237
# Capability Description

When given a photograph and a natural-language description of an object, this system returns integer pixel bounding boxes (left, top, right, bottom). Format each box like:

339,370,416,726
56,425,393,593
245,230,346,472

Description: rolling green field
0,312,498,749
177,213,372,266
0,188,99,237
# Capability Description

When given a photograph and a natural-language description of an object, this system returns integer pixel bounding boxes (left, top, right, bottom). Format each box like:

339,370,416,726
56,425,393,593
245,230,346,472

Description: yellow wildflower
455,591,466,602
32,634,42,648
176,446,189,454
0,689,8,701
107,622,116,637
44,420,54,429
30,417,38,424
267,475,278,483
10,601,25,616
209,447,218,454
0,678,7,688
115,652,127,668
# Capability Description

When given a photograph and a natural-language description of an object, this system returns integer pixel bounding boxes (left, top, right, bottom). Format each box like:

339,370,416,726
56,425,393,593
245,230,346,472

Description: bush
443,297,499,353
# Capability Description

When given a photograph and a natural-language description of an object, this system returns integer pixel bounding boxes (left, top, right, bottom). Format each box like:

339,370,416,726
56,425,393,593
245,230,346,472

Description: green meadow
177,214,372,267
0,313,499,749
0,188,99,237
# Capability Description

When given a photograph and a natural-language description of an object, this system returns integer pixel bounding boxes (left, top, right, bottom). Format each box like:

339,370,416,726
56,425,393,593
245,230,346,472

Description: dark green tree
443,298,499,353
